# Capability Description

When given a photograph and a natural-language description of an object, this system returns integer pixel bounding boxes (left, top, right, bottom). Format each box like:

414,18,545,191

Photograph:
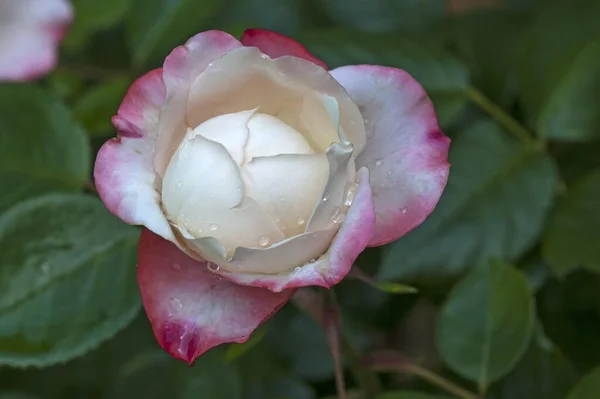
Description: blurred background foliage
1,0,600,398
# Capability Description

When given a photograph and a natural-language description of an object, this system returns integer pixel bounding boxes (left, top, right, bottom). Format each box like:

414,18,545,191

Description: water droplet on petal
309,259,316,263
172,263,181,271
237,186,242,193
225,256,233,262
296,217,305,226
332,207,345,224
401,207,408,215
258,235,270,247
322,196,328,202
206,262,220,272
375,159,382,167
387,169,393,177
344,183,357,206
294,267,301,273
177,181,184,188
209,223,219,231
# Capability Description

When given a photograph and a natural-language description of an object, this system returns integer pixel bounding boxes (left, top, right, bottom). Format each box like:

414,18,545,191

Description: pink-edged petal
94,68,175,241
0,0,72,81
241,28,328,70
330,65,450,247
137,229,293,364
215,167,375,292
155,30,242,175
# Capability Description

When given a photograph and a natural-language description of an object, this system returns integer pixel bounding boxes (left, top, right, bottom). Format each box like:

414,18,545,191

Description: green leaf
126,0,220,67
73,77,130,137
0,194,140,367
379,120,557,284
224,326,267,362
0,85,90,211
376,391,450,399
518,1,600,141
216,0,308,36
440,11,530,106
437,260,535,391
538,270,600,371
543,170,600,275
300,31,470,127
490,322,577,399
316,0,445,34
568,367,600,399
64,0,133,49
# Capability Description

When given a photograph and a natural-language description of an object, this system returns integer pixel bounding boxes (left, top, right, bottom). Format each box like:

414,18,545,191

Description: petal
194,109,255,166
161,134,284,252
241,28,328,70
306,143,355,233
275,56,367,155
216,167,375,292
185,47,339,154
137,229,293,365
0,0,72,81
155,31,242,176
242,153,329,236
330,65,450,247
94,69,175,242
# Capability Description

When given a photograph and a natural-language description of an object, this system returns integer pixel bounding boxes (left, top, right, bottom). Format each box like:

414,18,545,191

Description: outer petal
155,30,243,175
330,65,450,247
0,0,72,81
241,28,328,70
137,229,293,364
94,69,175,241
215,167,375,292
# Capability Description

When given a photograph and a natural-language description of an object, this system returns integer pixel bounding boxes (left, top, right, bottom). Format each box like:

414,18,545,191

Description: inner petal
244,113,314,162
186,46,340,154
242,153,329,237
161,130,284,253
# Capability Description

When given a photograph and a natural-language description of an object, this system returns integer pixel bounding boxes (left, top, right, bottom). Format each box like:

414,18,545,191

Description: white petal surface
242,153,329,236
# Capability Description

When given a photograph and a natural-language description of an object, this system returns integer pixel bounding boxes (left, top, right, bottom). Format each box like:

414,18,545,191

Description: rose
94,29,450,364
0,0,72,81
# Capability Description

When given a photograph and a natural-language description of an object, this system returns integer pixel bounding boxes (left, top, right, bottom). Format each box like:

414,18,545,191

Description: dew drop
387,169,393,177
375,159,383,167
344,184,357,206
294,266,302,273
171,263,181,271
225,256,233,262
332,207,345,224
309,259,316,263
176,180,184,188
40,262,51,274
206,262,220,272
401,207,408,215
195,227,204,235
209,223,219,231
322,196,328,202
296,217,305,226
236,186,242,193
258,235,270,247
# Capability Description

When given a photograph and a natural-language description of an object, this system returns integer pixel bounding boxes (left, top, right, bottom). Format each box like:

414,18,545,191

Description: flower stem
464,86,538,147
291,289,381,398
366,351,481,399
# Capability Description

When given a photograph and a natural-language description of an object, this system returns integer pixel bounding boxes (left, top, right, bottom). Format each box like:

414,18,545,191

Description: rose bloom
95,29,450,364
0,0,72,81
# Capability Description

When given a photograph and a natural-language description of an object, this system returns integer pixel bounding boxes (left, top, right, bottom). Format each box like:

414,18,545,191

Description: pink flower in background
0,0,72,81
94,29,450,364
